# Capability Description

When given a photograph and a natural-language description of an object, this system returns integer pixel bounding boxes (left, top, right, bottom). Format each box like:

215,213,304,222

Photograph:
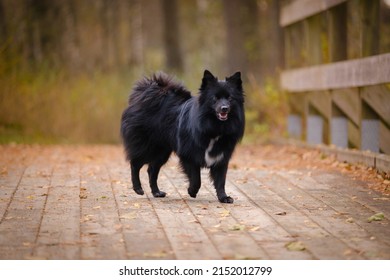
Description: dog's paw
133,187,144,195
218,196,234,204
152,191,166,198
188,188,197,198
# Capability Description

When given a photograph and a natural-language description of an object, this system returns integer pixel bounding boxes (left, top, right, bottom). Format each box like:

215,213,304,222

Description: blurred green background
0,0,286,144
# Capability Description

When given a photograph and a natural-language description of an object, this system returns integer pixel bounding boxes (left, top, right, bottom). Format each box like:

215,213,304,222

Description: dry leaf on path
143,251,167,258
285,241,306,251
219,209,230,218
120,212,137,220
367,212,385,223
229,224,246,231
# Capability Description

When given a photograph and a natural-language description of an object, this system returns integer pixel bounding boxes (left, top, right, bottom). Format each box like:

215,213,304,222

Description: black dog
121,70,245,203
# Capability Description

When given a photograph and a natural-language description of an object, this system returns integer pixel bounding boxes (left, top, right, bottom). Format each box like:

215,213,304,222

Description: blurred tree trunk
0,0,6,40
59,0,80,73
162,0,183,73
223,0,247,75
130,0,144,68
260,0,284,79
223,0,261,79
272,0,284,72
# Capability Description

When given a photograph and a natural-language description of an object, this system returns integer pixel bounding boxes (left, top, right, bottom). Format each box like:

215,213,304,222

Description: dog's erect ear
200,70,217,90
226,71,242,90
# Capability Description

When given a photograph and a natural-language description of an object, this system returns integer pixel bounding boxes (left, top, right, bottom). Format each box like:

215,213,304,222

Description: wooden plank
310,171,390,221
284,25,293,69
0,164,52,259
361,0,380,57
165,168,269,260
251,170,365,259
277,171,390,259
348,120,360,149
282,172,390,258
107,163,174,260
332,88,360,126
280,53,390,91
336,148,376,167
280,0,346,27
309,91,331,119
0,167,25,221
229,171,348,259
286,22,306,68
361,85,390,127
304,14,323,65
146,165,221,259
289,92,307,114
380,121,390,155
328,2,347,62
33,164,81,259
79,164,127,259
376,154,390,174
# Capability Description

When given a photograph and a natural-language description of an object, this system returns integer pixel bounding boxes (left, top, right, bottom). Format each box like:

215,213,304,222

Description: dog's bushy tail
129,72,191,105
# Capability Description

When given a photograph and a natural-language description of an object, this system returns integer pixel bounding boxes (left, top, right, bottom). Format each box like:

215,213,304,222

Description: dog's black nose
221,105,230,113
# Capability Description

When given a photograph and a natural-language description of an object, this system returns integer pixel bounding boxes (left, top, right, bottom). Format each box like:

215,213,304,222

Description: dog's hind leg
131,159,144,195
147,150,170,198
181,160,201,198
210,164,234,203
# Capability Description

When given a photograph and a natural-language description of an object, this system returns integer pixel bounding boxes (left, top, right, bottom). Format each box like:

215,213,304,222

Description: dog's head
199,70,244,122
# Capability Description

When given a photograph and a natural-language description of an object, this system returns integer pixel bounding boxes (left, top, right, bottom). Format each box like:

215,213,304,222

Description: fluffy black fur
121,70,245,203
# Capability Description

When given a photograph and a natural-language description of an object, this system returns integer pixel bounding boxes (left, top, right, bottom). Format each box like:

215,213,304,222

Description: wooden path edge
273,138,390,176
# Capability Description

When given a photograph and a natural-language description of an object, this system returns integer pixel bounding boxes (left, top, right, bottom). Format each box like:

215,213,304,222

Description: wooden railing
280,0,390,154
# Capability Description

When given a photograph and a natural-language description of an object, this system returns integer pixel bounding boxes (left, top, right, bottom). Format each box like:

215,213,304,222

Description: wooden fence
280,0,390,155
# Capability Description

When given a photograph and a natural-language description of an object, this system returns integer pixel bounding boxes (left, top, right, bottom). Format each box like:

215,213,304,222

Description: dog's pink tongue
219,112,228,120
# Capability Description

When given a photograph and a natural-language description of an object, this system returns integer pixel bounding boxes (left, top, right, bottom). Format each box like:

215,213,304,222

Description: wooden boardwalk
0,144,389,260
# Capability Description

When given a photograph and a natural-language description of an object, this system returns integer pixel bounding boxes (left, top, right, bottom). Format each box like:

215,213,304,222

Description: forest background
0,0,285,144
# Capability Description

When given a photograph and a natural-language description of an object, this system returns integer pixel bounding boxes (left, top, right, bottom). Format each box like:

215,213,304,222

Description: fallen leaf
0,167,8,175
249,226,260,232
285,241,306,251
82,214,94,222
373,197,389,201
367,212,385,223
120,212,136,220
229,224,246,231
219,209,230,218
132,203,141,209
346,217,354,223
143,251,167,258
79,194,88,199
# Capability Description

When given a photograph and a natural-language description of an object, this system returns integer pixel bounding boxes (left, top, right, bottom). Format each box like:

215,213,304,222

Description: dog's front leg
210,164,233,203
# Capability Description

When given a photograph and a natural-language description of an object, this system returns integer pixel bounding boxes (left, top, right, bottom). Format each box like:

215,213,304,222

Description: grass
0,67,135,144
242,75,288,144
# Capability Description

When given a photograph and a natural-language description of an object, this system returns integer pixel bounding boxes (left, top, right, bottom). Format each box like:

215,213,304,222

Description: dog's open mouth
217,112,229,121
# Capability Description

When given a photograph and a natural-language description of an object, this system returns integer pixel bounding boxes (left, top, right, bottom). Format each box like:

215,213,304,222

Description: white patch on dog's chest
205,137,224,167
